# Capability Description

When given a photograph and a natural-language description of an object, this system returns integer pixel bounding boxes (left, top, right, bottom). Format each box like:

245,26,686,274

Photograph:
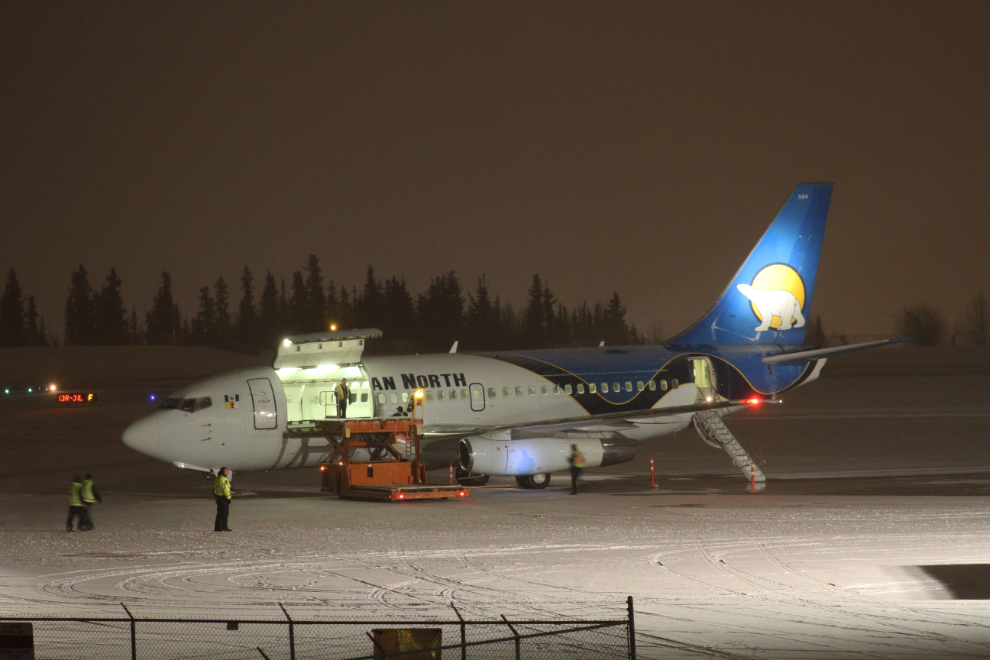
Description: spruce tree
64,265,96,345
145,272,181,345
304,255,326,330
259,272,279,348
521,274,546,348
0,268,26,346
191,285,216,344
94,267,128,345
237,266,255,347
214,276,231,345
25,295,46,346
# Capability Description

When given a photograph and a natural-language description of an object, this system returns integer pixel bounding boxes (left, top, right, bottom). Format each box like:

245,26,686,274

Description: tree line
0,258,650,353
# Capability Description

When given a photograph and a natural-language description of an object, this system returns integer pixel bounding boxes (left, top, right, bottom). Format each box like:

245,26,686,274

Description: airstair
692,409,766,491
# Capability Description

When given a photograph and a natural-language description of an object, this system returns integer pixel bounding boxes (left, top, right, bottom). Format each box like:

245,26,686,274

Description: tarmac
2,344,990,658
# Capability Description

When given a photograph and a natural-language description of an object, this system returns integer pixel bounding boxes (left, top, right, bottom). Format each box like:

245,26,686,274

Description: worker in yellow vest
569,445,585,495
78,474,102,531
335,379,350,419
213,467,232,532
66,476,85,532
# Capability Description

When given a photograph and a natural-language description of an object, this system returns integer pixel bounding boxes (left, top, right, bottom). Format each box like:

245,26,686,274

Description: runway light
50,383,57,391
330,324,337,331
27,388,32,393
3,389,8,394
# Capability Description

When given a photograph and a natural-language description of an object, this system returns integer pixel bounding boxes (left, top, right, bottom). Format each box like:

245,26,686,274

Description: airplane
122,182,904,488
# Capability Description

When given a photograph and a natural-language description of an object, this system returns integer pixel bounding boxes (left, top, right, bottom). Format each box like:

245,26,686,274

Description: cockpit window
160,398,183,409
177,397,212,413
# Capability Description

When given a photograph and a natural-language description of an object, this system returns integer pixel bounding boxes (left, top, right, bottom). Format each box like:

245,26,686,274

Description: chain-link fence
0,598,635,660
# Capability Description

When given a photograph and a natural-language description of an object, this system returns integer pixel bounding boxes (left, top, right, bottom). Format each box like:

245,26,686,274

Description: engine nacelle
458,437,635,476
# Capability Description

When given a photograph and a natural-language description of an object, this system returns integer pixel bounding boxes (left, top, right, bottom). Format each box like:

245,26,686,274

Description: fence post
500,615,521,660
121,603,136,660
451,604,466,660
279,603,295,660
627,596,636,660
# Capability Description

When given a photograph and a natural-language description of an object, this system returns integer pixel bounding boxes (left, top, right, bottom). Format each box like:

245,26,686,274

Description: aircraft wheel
455,468,489,487
515,473,551,489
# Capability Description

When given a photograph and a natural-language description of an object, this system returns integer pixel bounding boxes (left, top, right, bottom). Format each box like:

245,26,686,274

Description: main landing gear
515,473,551,489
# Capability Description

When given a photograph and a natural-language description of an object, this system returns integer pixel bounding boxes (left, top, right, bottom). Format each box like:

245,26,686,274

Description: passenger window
449,389,457,400
488,387,496,398
360,393,368,403
576,384,584,394
553,385,560,395
589,384,597,394
601,383,608,393
565,384,572,394
528,386,536,396
541,385,548,395
402,392,409,402
658,380,666,391
461,389,468,399
625,382,632,392
473,389,481,400
612,382,619,392
390,393,398,403
637,381,644,391
426,391,434,401
503,387,510,397
438,390,446,401
515,386,523,397
672,379,679,389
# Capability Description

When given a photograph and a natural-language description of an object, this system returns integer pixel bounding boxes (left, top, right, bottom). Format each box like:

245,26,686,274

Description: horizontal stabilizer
761,337,911,365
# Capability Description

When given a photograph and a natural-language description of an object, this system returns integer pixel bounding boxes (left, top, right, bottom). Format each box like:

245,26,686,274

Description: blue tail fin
670,182,833,346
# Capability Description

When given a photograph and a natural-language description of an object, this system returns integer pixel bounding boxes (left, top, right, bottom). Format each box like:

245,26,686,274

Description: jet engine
458,437,635,477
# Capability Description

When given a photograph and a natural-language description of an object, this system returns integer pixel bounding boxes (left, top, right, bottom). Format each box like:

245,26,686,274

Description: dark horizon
2,2,988,340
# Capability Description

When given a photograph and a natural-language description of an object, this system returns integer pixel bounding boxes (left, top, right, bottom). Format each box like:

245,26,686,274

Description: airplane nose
122,415,160,457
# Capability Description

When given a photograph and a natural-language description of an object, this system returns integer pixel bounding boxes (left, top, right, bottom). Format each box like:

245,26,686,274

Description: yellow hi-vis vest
81,479,96,504
68,481,83,506
571,450,585,468
214,475,231,499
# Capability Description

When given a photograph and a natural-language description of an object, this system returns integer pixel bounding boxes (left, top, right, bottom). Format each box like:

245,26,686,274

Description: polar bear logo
736,283,806,332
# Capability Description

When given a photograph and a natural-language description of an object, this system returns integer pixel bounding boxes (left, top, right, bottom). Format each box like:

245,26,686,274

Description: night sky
2,2,988,341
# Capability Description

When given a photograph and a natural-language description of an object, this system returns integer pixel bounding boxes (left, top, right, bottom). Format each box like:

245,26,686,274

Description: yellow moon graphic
749,264,806,329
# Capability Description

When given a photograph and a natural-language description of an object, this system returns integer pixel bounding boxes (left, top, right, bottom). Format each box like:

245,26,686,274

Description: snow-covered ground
2,345,990,658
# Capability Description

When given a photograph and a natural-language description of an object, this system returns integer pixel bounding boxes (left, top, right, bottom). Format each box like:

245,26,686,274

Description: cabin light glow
282,338,292,347
307,364,337,375
276,367,301,377
343,365,363,377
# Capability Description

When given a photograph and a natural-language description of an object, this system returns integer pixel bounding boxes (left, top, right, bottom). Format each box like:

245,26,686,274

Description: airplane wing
421,398,751,439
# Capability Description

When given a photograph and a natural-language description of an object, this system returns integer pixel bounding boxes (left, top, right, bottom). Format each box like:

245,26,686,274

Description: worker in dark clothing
335,379,350,419
213,467,232,532
66,476,85,532
78,474,102,531
390,406,408,417
569,445,585,495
